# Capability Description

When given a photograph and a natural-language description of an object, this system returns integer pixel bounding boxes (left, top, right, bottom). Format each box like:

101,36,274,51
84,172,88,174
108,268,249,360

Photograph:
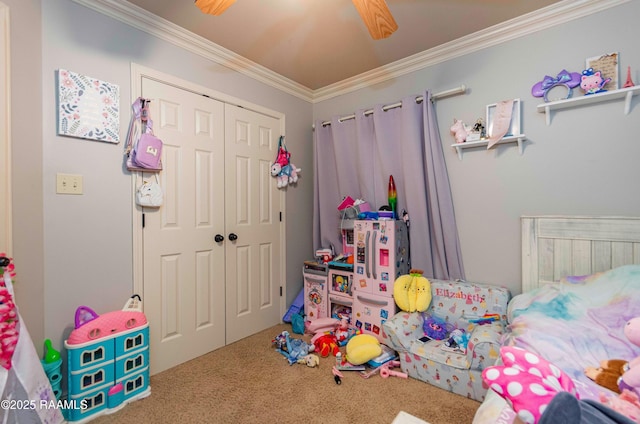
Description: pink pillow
482,346,577,424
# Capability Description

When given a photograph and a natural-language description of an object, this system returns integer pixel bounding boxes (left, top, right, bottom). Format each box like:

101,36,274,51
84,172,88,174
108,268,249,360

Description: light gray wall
9,0,640,356
36,0,314,354
313,1,640,297
4,0,45,351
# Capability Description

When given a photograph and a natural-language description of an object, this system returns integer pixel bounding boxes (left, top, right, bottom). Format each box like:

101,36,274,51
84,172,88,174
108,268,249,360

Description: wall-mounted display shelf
537,85,640,125
450,134,526,160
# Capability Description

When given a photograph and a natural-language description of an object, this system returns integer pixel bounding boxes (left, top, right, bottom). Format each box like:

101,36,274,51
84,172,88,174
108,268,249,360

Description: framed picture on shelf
486,98,521,138
585,52,619,91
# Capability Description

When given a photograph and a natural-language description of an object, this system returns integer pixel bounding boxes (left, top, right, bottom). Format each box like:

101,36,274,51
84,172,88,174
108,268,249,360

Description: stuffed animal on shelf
585,316,640,397
450,118,468,144
580,68,611,95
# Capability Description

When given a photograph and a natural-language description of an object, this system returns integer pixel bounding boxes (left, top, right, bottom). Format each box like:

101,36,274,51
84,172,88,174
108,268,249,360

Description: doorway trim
130,63,287,320
0,2,12,256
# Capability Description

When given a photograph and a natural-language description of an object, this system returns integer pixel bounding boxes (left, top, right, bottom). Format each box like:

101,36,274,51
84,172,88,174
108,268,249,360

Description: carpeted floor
91,323,480,424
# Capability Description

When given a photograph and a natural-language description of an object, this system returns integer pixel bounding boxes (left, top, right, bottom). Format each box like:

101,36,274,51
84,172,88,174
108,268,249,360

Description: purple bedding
473,265,640,424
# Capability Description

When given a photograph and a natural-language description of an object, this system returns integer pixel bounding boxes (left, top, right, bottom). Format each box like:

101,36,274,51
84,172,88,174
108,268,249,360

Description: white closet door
140,76,284,374
142,78,226,375
224,104,282,344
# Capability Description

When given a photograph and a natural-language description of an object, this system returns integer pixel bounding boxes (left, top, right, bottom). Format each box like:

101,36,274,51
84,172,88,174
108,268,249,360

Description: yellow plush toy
393,272,412,312
345,334,382,365
393,269,432,313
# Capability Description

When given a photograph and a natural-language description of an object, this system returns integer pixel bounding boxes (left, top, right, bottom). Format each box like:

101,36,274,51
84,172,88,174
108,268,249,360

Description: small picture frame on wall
486,99,521,138
585,52,619,91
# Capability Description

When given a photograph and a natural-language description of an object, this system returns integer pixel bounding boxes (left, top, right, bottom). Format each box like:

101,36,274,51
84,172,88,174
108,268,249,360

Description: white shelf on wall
537,85,640,125
450,134,526,160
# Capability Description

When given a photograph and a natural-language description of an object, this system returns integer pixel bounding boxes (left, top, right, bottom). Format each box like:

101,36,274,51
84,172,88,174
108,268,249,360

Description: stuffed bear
585,317,640,397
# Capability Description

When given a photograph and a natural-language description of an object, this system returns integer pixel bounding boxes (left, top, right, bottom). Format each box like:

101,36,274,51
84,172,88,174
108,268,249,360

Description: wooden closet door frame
129,63,286,319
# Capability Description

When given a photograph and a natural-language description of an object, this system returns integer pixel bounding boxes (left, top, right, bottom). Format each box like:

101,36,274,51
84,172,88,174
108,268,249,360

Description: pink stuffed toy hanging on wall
271,136,301,189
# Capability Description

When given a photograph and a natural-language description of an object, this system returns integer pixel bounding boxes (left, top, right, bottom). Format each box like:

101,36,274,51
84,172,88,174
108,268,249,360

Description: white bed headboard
521,216,640,292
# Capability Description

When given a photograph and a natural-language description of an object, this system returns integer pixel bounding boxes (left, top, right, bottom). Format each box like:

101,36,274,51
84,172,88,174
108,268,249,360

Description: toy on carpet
332,366,344,385
335,352,365,371
311,332,339,357
272,331,315,365
345,334,382,366
333,317,360,346
393,269,432,313
585,316,640,398
306,317,341,334
297,354,320,368
309,317,360,356
482,346,578,424
379,360,408,379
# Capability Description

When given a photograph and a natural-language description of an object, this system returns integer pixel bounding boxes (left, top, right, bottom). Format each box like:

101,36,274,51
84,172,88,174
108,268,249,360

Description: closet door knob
214,234,224,243
228,233,238,241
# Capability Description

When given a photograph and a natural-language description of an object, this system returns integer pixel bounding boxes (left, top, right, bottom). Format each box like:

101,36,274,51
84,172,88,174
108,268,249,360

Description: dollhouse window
125,334,144,351
81,369,105,389
125,375,144,394
125,354,144,372
85,392,105,410
81,347,105,366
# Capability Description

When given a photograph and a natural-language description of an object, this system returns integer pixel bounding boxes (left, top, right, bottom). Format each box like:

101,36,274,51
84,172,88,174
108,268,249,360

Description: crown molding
72,0,628,104
71,0,315,102
313,0,629,102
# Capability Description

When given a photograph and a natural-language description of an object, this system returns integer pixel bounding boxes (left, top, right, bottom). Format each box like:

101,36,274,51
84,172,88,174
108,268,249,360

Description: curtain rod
315,84,466,128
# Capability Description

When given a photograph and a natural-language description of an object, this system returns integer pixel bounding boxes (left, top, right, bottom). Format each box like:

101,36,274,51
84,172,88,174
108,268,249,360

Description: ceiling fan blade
195,0,237,16
352,0,398,40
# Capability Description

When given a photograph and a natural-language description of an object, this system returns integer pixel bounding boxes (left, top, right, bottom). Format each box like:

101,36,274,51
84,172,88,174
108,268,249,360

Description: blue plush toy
444,328,471,353
272,331,314,365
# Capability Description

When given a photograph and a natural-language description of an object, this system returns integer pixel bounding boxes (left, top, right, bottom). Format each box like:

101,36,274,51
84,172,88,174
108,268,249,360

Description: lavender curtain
313,90,465,280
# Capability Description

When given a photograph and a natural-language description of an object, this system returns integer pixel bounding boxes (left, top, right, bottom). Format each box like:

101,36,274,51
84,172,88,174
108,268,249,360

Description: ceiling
125,0,564,91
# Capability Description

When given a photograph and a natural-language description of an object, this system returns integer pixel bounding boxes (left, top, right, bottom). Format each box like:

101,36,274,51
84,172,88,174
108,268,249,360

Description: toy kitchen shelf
451,134,526,160
537,85,640,125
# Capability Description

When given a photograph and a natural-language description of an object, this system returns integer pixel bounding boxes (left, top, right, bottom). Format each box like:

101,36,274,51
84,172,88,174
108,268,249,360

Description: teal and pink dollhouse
64,295,150,422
